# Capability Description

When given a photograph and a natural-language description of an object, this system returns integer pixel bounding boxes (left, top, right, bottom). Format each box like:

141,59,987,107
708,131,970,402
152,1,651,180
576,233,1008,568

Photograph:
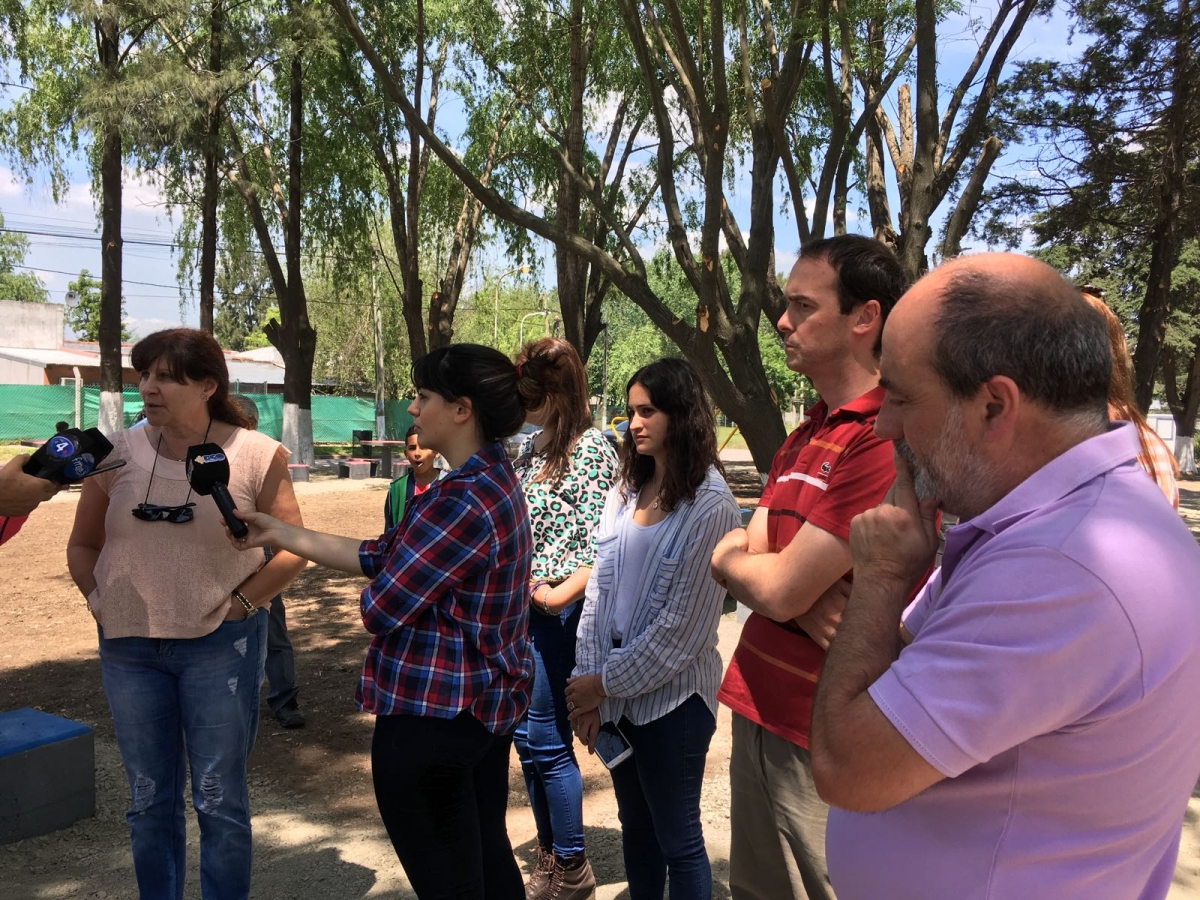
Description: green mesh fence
0,384,414,444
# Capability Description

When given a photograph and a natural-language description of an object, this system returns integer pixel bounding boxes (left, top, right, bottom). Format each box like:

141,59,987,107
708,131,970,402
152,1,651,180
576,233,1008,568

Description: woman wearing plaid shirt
232,344,535,899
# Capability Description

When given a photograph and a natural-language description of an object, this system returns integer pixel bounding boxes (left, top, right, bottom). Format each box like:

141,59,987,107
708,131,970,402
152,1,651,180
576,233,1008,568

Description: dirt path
1,475,1198,898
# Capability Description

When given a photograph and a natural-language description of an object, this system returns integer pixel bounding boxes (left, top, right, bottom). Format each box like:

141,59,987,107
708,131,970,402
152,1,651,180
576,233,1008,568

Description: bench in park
0,707,94,844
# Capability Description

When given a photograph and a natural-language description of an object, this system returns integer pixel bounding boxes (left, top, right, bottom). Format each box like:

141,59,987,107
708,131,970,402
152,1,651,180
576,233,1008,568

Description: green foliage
983,0,1200,252
305,262,411,398
0,212,48,302
214,252,275,351
450,278,551,356
587,301,675,405
67,269,132,341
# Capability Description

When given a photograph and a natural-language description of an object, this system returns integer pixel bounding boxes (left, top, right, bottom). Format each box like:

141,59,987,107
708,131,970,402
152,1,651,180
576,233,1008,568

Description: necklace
645,481,664,511
143,419,211,507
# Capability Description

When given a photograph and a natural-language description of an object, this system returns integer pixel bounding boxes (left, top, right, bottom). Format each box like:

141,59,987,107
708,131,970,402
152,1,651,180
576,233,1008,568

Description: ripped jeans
99,616,267,900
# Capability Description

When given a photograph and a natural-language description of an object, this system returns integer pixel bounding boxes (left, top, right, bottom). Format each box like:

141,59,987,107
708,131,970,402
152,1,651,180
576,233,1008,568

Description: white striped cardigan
574,465,741,726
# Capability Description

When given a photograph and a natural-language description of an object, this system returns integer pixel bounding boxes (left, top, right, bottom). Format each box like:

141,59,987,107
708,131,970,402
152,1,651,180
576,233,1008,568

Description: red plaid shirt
356,441,534,733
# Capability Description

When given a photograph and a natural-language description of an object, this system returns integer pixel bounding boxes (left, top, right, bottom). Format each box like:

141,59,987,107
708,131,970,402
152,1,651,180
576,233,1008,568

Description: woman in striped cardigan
565,357,740,900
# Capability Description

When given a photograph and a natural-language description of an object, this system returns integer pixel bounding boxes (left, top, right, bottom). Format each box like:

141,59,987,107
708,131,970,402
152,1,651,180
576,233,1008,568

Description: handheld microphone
24,427,122,483
185,442,249,539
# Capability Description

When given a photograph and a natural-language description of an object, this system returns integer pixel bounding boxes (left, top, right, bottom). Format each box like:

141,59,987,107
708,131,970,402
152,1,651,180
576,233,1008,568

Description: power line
0,225,369,266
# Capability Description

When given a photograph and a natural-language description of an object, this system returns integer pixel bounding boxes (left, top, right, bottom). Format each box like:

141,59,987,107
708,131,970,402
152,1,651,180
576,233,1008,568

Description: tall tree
333,0,1048,468
987,0,1200,411
216,1,340,463
334,0,793,468
1157,241,1200,472
1,0,175,431
323,2,506,358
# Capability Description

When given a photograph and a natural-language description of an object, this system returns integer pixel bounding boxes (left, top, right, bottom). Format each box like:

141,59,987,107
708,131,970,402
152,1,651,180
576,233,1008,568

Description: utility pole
371,251,386,444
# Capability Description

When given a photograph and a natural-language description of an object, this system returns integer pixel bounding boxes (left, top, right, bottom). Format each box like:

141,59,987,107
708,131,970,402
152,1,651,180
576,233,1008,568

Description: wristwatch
233,589,258,620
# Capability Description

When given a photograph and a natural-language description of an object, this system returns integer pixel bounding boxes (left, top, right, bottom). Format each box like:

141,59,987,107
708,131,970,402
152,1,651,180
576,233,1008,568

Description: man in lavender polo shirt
810,253,1200,900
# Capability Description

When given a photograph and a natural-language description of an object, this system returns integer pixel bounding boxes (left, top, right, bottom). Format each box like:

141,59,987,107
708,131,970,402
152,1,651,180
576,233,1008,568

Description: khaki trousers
728,713,837,900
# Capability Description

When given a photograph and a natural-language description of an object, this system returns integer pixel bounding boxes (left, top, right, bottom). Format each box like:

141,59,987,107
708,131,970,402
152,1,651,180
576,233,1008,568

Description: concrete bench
338,459,375,480
0,708,94,844
287,463,310,483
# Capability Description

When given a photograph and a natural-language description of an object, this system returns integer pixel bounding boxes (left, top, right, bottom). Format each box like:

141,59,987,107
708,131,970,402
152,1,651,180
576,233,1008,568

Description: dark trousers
263,593,299,713
372,711,524,900
610,693,716,900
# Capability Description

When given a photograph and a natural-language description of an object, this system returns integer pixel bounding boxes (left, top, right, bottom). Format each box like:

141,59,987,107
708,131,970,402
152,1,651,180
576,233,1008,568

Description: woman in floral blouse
512,337,618,899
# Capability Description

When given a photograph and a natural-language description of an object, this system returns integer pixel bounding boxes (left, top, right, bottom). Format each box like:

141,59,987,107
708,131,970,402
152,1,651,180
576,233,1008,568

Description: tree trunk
198,0,224,335
1162,340,1200,474
332,0,788,471
554,0,589,358
275,51,316,464
1132,0,1190,412
97,10,124,434
896,0,938,281
1132,231,1179,414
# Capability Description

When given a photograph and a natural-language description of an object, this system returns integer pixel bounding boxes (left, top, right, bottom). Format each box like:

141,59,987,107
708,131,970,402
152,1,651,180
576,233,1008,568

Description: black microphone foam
186,442,248,539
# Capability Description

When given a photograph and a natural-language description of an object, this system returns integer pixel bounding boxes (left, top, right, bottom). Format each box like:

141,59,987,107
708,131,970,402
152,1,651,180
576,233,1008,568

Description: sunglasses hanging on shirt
132,502,196,524
131,421,210,526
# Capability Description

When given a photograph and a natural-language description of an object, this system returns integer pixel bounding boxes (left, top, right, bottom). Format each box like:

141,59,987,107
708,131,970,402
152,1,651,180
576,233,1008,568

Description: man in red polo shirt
711,235,907,900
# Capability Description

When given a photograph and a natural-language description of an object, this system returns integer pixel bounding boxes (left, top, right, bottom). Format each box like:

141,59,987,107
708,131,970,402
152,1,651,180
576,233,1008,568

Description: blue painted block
0,707,95,844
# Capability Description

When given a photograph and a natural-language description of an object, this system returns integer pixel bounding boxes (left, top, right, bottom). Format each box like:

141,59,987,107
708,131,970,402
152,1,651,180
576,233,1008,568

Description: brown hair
1080,291,1177,481
514,337,593,485
131,328,250,429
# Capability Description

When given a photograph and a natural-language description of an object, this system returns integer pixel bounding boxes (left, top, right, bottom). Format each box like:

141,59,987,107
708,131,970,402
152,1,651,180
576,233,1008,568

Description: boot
525,844,555,900
543,854,596,900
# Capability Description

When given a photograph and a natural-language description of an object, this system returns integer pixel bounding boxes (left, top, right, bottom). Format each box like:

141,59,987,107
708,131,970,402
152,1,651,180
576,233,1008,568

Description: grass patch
716,426,748,452
0,444,29,464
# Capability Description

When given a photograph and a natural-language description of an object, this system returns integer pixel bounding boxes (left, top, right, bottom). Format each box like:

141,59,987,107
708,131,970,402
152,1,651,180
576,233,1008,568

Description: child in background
384,425,443,530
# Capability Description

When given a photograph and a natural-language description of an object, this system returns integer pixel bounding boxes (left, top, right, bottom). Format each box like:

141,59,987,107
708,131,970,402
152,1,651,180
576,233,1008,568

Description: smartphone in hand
593,723,633,769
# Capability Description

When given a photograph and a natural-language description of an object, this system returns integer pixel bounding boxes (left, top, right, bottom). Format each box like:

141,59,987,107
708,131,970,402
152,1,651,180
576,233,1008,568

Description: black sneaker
274,702,306,729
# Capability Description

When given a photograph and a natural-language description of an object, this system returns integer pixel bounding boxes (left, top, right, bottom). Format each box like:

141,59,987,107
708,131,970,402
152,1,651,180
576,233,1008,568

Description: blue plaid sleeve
359,494,493,636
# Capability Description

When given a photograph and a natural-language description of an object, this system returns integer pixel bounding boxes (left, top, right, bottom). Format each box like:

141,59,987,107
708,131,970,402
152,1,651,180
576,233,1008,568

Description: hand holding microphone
186,443,249,540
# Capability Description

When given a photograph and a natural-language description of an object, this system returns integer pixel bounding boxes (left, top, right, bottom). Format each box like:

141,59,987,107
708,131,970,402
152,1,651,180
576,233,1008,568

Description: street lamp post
493,265,530,347
518,310,551,348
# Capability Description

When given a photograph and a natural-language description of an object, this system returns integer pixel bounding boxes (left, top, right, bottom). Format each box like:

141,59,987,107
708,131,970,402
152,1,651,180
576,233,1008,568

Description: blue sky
0,2,1079,340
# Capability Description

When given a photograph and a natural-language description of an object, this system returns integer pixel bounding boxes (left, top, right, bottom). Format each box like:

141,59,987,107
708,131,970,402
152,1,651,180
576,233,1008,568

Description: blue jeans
610,694,716,900
512,603,585,857
98,615,268,900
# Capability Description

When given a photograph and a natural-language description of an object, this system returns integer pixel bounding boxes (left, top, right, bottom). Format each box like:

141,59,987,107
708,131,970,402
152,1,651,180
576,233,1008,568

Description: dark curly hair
514,337,592,486
619,357,723,512
131,328,250,428
411,343,530,443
